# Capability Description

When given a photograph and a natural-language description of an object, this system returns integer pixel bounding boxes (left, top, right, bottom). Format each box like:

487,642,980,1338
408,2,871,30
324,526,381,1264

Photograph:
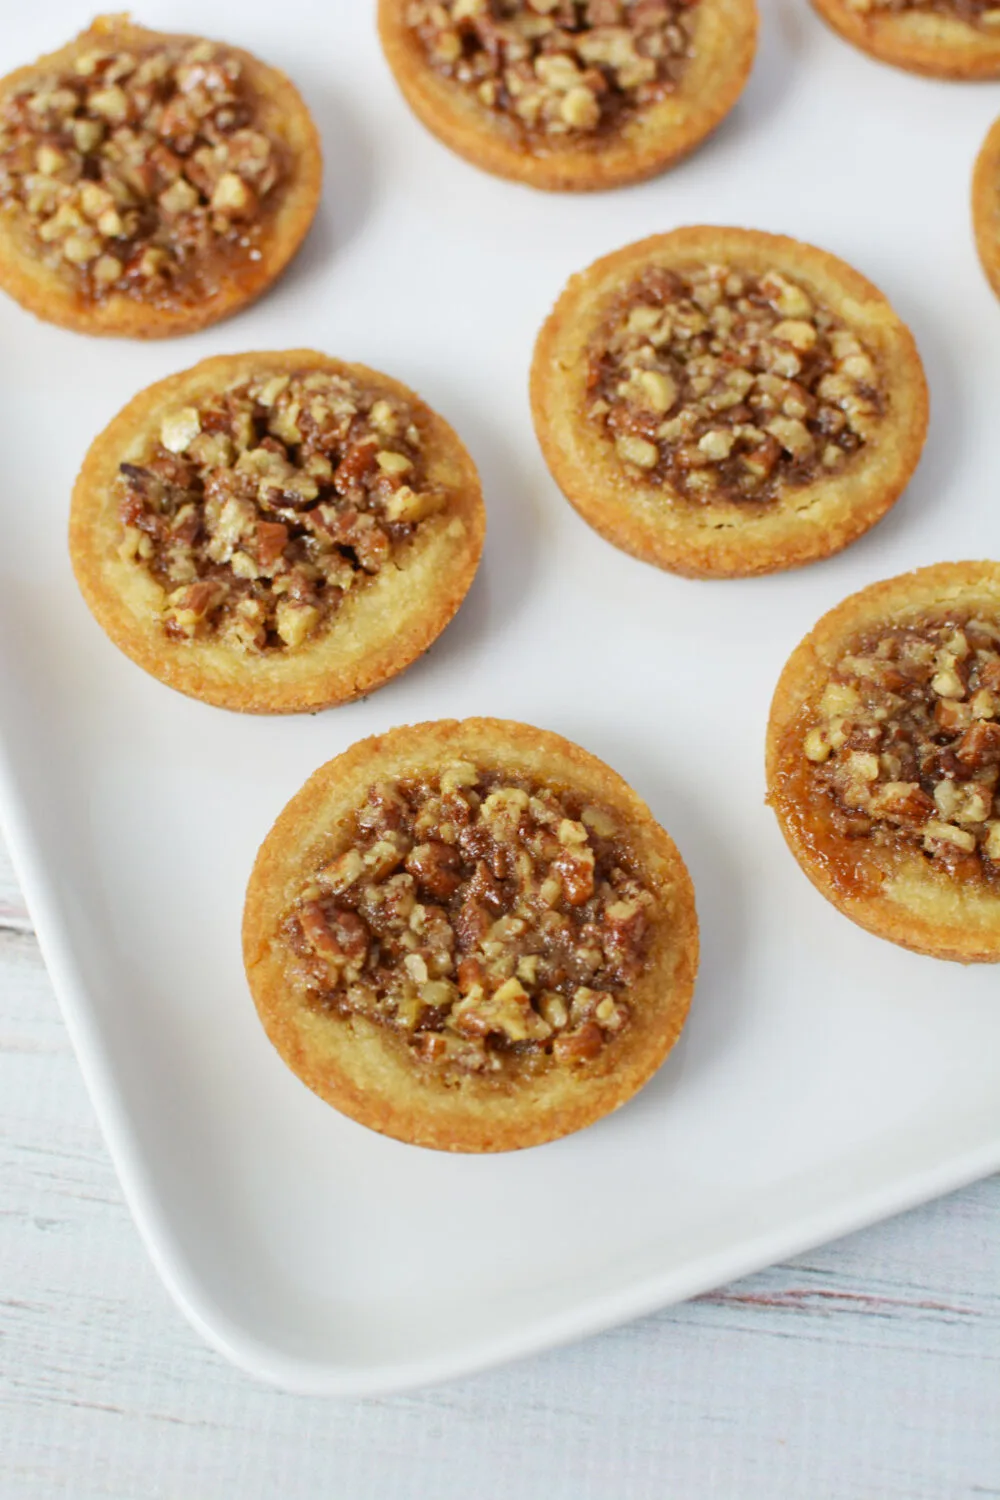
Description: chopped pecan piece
955,720,1000,769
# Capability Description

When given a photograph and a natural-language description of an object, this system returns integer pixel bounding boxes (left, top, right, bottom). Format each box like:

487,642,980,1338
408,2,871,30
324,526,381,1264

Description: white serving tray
2,0,999,1396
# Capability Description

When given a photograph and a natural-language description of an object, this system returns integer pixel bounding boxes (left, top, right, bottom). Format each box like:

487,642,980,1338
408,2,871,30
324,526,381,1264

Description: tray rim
2,718,998,1396
3,0,1000,1396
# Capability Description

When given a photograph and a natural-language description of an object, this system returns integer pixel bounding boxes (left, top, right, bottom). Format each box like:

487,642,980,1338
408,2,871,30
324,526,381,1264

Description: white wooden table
2,833,997,1498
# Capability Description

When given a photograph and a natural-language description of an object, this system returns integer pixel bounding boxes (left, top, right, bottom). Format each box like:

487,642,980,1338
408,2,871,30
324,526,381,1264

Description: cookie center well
116,370,442,653
282,765,656,1077
586,262,884,504
802,615,1000,883
407,0,698,139
0,37,286,305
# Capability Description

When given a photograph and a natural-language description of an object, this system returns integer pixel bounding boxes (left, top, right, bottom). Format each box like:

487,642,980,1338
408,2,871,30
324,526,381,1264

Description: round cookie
811,0,1000,80
243,718,699,1151
377,0,758,192
530,226,928,579
973,113,1000,303
70,351,485,713
766,562,1000,964
0,14,322,337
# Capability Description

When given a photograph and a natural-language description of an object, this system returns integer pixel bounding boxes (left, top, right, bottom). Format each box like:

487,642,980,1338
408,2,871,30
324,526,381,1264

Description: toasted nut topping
803,615,1000,881
615,433,659,469
803,727,830,762
924,820,977,853
282,765,655,1078
88,84,129,123
160,407,201,453
115,369,446,656
931,666,965,699
210,172,252,214
376,450,413,475
560,85,600,130
589,261,882,503
773,319,817,351
582,804,616,837
159,178,199,216
407,0,698,141
0,35,286,304
698,428,736,461
632,368,677,414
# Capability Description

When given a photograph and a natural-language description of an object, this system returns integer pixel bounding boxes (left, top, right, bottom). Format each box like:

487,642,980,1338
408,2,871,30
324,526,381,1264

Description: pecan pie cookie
767,563,1000,963
377,0,758,192
0,15,322,337
69,351,485,712
973,115,1000,302
531,227,928,578
243,719,699,1151
811,0,1000,78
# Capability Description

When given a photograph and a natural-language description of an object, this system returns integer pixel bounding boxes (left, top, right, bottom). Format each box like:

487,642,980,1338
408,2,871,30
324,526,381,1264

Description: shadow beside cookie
269,81,375,302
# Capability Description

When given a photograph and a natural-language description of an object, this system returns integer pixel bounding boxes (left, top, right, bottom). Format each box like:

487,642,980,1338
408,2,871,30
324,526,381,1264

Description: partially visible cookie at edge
69,351,485,713
766,562,1000,964
530,226,929,579
973,113,1000,303
0,14,322,337
377,0,758,192
243,718,699,1151
810,0,1000,79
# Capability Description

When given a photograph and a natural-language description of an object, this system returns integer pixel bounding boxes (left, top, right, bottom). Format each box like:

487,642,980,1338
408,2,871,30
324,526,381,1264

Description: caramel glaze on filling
406,0,696,141
844,0,1000,26
116,370,445,653
281,765,656,1077
0,38,287,307
586,263,884,504
792,614,1000,892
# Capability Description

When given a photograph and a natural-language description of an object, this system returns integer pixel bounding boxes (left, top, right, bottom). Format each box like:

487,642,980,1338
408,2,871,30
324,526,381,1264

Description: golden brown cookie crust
811,0,1000,79
973,114,1000,301
766,562,1000,964
0,14,322,338
69,351,486,713
377,0,758,192
243,718,700,1152
530,226,929,580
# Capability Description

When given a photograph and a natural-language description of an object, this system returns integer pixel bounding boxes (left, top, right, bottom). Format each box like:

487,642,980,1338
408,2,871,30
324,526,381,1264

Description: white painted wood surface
1,835,997,1499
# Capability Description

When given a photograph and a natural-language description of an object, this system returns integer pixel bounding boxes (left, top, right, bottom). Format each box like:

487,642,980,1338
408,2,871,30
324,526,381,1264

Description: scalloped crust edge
766,560,1000,964
0,14,322,337
377,0,758,192
530,226,929,579
69,350,486,713
243,717,700,1151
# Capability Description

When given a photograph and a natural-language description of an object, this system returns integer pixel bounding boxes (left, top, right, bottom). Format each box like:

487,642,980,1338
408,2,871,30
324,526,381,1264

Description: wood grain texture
1,836,997,1500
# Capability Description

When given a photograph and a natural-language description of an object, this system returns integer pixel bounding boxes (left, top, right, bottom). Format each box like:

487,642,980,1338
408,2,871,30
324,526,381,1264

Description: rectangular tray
2,0,999,1395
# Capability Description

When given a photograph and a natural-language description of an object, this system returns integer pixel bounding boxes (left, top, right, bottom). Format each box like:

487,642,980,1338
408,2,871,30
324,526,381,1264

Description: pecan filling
586,265,883,504
844,0,1000,27
0,38,285,306
282,765,656,1076
802,616,1000,883
406,0,697,140
117,371,443,652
